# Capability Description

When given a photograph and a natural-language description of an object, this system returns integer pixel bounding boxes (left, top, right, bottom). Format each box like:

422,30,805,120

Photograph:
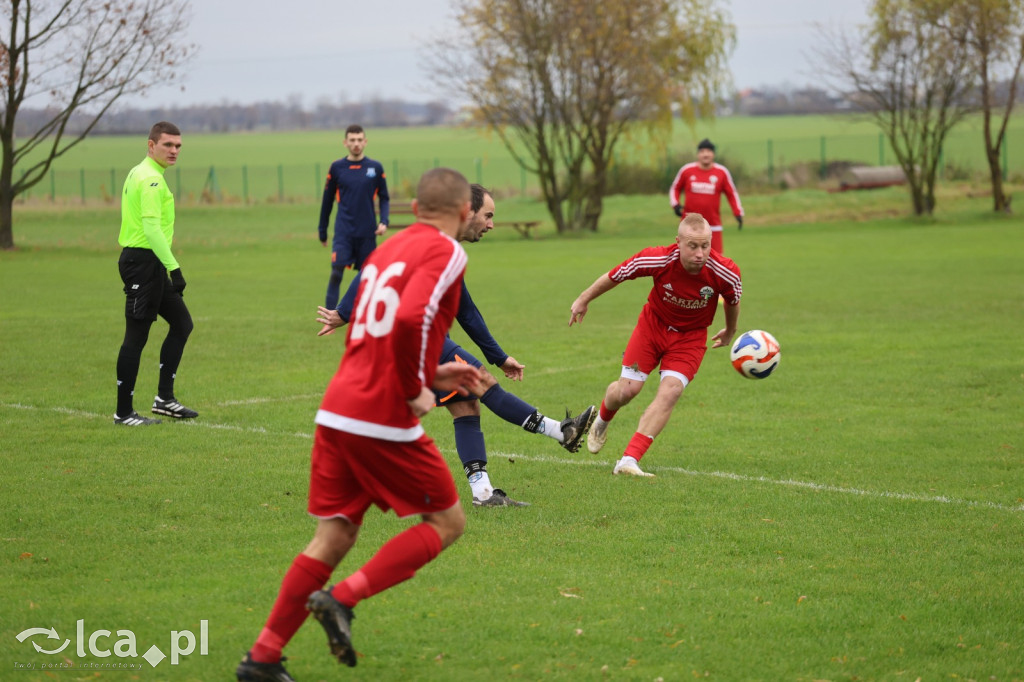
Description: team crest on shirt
699,286,715,302
366,167,376,178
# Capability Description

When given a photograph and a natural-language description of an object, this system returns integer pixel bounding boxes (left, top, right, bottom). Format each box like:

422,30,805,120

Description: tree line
3,0,1023,249
10,99,455,137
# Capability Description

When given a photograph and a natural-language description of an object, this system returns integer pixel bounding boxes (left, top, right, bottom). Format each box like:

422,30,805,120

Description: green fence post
475,157,482,184
278,164,284,202
434,157,440,169
80,168,85,203
767,140,774,185
110,168,116,199
879,133,885,165
820,136,827,179
521,167,527,198
392,160,398,191
176,167,181,195
50,169,55,202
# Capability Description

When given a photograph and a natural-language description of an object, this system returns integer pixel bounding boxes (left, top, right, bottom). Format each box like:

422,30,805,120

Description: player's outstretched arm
569,274,618,326
709,302,740,349
500,356,525,381
316,306,347,336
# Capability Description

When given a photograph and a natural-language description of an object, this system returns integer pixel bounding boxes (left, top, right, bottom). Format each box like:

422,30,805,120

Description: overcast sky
124,0,870,109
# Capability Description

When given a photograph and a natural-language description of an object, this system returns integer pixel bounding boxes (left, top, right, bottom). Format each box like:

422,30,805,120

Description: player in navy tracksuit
317,124,390,309
317,185,596,506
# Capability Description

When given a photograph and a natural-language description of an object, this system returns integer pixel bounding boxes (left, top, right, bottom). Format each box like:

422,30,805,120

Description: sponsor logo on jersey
689,177,718,194
663,283,674,291
662,291,711,309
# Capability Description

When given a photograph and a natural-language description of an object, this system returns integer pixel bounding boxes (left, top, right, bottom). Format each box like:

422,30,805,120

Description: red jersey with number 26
315,222,467,441
609,245,741,332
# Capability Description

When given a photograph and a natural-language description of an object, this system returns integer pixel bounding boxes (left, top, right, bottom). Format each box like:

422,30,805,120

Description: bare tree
431,0,734,233
816,0,976,216
0,0,195,249
933,0,1024,213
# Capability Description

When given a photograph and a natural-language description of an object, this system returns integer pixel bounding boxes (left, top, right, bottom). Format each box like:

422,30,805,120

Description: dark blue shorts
434,338,483,406
332,235,377,272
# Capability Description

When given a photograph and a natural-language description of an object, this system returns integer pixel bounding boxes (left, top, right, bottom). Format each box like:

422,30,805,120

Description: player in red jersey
668,138,744,254
237,169,482,682
568,213,741,477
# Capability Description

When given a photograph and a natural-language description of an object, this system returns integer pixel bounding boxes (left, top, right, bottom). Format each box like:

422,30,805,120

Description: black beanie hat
697,138,716,152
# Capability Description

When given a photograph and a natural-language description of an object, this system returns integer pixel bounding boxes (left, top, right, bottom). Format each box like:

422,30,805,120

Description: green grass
1,192,1023,681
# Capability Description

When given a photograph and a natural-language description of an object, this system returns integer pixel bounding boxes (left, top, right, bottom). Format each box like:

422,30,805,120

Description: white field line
215,393,321,407
3,401,1021,514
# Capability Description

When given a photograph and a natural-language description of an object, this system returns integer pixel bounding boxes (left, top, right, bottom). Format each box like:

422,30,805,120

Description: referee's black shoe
113,411,162,426
152,396,199,419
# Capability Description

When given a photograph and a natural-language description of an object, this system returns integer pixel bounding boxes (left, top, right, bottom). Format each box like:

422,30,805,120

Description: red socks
250,524,444,663
624,432,654,461
251,553,332,664
598,400,618,423
332,523,442,608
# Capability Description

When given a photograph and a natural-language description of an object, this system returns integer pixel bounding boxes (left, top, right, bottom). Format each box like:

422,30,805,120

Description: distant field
18,113,1024,203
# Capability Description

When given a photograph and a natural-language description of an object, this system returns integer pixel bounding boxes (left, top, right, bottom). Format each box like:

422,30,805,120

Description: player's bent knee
425,505,466,549
615,378,645,402
446,400,481,418
479,371,498,391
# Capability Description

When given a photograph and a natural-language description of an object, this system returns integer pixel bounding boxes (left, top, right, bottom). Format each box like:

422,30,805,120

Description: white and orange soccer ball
730,330,780,379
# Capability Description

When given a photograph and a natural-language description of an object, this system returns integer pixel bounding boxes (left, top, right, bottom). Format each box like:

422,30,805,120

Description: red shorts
621,309,708,382
307,425,459,524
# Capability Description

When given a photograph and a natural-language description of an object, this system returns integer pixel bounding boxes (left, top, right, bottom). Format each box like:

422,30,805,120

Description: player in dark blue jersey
317,184,596,507
318,124,390,310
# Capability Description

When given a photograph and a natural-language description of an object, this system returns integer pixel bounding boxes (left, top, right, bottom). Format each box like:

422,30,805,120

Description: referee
114,121,197,426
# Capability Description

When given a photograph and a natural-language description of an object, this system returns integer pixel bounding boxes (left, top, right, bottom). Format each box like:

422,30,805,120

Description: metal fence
17,128,1016,204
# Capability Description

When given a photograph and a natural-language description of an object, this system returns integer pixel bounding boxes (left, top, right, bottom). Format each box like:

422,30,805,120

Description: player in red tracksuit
668,138,744,254
238,169,481,682
569,213,742,478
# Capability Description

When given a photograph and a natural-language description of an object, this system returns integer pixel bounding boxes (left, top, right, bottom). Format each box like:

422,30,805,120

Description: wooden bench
495,220,540,239
388,201,415,228
387,201,539,238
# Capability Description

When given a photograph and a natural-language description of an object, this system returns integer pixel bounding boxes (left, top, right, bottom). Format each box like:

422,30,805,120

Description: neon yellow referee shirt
118,156,179,271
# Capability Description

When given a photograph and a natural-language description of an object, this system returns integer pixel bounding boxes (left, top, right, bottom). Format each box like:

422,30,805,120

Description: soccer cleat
151,396,198,419
560,405,597,453
587,419,608,454
113,411,162,426
613,459,655,477
236,653,296,682
473,488,530,507
306,590,357,667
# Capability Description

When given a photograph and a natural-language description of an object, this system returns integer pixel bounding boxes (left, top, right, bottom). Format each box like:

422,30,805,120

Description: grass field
2,189,1023,681
17,113,1024,203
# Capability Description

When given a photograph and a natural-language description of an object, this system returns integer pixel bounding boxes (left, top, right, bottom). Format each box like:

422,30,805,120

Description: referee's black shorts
118,247,172,321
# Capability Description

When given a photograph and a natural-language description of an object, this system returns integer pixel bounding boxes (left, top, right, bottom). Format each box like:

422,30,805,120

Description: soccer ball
730,330,780,379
